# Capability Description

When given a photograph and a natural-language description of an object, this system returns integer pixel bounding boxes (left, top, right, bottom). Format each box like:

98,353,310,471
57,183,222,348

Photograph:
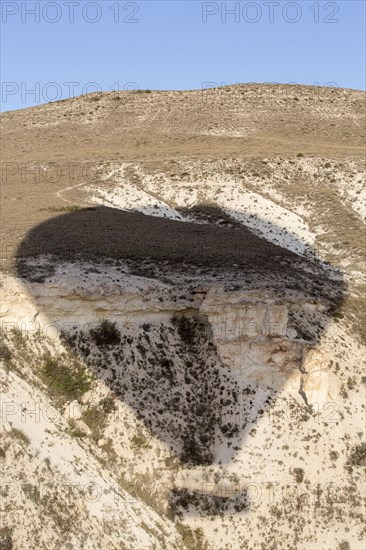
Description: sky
1,0,365,111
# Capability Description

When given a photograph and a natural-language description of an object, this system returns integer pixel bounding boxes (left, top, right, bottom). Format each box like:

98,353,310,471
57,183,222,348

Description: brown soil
1,84,365,274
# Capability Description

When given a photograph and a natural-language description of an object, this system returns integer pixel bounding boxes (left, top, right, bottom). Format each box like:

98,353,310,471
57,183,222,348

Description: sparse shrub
119,472,166,516
67,420,87,439
270,505,283,519
172,315,199,346
171,488,248,517
40,353,91,401
39,205,88,213
10,327,25,350
330,450,339,461
220,422,240,438
16,259,56,283
292,467,305,483
10,428,30,446
131,431,151,450
99,396,116,415
176,524,210,550
22,483,40,504
60,330,77,348
90,320,121,348
82,397,116,440
180,433,214,467
0,526,13,550
346,443,366,470
0,343,11,362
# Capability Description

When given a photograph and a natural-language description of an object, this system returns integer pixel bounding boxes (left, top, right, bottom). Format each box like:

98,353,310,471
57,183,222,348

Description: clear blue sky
1,0,365,111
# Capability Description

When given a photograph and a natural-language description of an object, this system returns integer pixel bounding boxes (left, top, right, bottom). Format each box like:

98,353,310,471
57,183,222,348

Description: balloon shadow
15,205,345,517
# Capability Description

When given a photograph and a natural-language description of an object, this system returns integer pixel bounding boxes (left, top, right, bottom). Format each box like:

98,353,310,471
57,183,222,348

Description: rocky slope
1,84,365,550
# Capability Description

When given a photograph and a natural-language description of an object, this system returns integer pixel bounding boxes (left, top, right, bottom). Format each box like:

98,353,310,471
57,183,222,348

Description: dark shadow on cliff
15,205,345,518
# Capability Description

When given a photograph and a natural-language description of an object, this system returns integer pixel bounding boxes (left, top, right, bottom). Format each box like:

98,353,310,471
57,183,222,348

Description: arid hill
0,85,365,550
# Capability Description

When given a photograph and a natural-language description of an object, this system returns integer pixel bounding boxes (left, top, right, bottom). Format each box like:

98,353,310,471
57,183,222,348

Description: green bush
176,524,209,550
131,431,151,450
40,353,91,401
82,397,116,440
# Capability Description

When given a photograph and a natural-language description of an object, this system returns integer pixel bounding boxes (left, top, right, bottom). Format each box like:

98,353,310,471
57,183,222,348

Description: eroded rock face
201,288,302,388
300,348,331,405
0,271,333,403
200,288,332,402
